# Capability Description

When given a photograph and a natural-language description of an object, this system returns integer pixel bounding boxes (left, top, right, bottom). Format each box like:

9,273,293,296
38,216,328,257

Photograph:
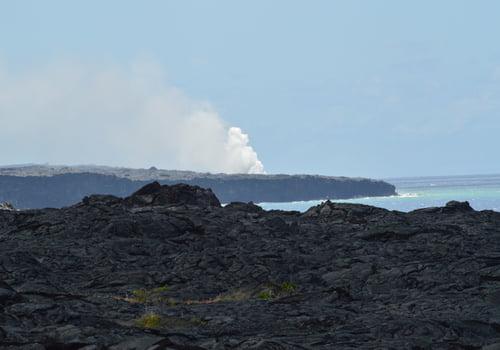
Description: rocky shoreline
1,182,500,349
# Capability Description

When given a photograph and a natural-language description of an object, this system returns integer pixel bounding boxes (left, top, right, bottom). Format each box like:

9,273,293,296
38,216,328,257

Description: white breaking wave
398,192,419,198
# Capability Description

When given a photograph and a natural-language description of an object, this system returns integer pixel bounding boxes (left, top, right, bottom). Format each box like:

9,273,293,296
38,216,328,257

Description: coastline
0,165,395,209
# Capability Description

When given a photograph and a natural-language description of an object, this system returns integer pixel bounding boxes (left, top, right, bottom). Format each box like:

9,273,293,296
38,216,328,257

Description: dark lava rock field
1,182,500,349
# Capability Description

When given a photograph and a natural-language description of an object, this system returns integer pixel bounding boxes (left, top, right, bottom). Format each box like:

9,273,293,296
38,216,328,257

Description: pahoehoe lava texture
1,183,500,349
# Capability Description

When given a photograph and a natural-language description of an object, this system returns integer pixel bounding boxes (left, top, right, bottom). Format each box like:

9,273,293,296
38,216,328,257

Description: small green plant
135,312,162,329
135,313,206,329
280,281,297,293
129,285,169,304
258,281,297,301
151,285,169,293
258,290,273,300
131,289,149,303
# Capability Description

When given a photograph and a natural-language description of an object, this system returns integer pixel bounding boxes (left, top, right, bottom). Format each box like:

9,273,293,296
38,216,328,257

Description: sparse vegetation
130,289,149,303
280,281,297,294
258,290,273,300
120,289,251,306
135,312,162,329
134,312,206,329
151,285,169,293
123,283,297,306
185,290,251,305
258,281,298,301
126,285,169,304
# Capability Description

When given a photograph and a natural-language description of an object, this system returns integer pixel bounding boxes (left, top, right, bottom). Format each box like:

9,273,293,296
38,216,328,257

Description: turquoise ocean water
259,174,500,213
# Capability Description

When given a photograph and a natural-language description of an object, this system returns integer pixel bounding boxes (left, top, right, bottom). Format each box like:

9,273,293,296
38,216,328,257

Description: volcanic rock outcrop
122,181,221,208
1,183,500,349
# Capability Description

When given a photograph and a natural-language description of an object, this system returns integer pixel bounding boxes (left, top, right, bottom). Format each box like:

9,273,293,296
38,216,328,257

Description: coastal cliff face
1,183,500,349
0,170,395,209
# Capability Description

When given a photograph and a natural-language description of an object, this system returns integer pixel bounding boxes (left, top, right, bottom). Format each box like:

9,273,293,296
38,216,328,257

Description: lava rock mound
124,181,221,208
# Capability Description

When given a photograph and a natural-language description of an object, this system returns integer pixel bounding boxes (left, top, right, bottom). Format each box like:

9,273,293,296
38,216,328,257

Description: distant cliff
0,165,396,209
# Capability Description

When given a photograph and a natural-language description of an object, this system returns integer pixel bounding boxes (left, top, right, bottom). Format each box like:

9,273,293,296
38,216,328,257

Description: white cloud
0,60,265,174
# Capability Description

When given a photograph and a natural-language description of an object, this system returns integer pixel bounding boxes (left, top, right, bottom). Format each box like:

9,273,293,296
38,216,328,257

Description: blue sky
1,1,499,177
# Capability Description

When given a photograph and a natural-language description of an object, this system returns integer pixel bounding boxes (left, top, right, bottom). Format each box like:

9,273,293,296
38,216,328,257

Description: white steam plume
0,60,265,174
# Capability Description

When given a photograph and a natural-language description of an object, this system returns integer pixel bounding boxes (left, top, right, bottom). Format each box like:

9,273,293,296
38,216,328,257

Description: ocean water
259,174,500,213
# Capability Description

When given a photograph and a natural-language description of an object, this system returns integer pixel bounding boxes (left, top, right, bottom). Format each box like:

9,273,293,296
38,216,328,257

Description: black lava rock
124,181,221,208
0,183,499,349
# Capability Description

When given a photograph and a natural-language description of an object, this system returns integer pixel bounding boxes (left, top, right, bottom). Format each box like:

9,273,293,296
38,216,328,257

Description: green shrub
129,285,169,304
135,312,162,329
280,281,297,293
131,289,149,303
258,281,297,301
258,290,273,300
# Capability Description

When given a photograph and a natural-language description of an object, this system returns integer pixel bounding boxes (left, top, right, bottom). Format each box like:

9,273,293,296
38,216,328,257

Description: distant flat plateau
0,164,396,208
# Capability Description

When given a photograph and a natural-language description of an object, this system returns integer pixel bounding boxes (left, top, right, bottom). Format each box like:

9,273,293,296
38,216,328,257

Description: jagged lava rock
0,182,500,349
124,181,221,208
